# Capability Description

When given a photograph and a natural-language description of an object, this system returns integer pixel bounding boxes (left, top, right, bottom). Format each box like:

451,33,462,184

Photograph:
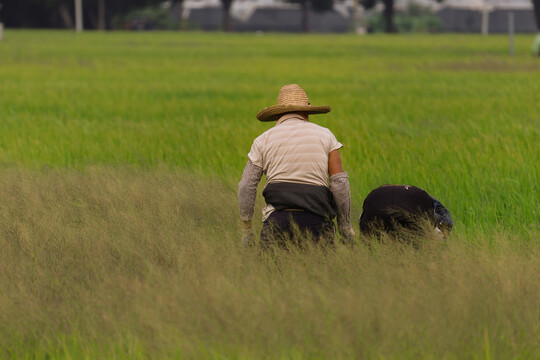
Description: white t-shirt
248,113,343,221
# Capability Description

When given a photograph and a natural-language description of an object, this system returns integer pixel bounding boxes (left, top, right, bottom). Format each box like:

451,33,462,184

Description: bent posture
238,84,354,248
359,185,453,239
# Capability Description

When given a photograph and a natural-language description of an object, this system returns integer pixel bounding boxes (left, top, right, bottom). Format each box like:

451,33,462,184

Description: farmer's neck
277,112,309,125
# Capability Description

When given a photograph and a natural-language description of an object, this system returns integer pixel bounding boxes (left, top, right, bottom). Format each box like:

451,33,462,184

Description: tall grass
0,168,539,359
0,31,538,233
0,31,538,358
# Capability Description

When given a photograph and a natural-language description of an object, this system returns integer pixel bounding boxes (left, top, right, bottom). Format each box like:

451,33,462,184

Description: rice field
0,30,538,359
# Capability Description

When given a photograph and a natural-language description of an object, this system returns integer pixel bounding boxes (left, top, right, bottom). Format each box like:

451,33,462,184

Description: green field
0,31,539,359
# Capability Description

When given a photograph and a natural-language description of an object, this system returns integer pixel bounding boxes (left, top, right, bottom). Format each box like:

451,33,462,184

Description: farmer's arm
328,148,343,176
238,160,263,231
328,149,354,242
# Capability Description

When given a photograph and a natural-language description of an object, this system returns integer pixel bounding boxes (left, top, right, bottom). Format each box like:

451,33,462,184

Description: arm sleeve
329,171,352,234
238,160,263,222
247,137,264,168
327,130,343,153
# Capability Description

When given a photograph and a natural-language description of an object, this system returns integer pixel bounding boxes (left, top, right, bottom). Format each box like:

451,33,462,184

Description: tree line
1,0,539,33
1,0,164,30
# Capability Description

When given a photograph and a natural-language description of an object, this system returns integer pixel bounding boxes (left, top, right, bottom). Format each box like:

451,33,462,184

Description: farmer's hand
434,226,444,240
340,227,356,245
242,220,255,247
242,229,255,247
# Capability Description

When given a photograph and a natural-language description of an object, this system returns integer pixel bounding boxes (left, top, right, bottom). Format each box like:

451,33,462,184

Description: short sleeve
247,136,264,168
327,130,343,153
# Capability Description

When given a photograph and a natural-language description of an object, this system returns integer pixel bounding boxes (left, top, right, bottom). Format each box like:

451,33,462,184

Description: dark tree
97,0,105,30
362,0,396,33
533,0,540,30
91,0,163,29
2,0,83,28
171,0,186,30
381,0,396,33
1,0,163,29
290,0,334,32
80,0,109,30
312,0,333,12
299,0,309,32
221,0,233,31
79,0,106,30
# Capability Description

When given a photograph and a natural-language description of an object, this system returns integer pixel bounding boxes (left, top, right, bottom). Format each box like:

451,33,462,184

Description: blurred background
1,0,539,34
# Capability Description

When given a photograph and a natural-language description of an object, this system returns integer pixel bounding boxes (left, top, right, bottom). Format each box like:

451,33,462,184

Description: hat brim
256,105,331,122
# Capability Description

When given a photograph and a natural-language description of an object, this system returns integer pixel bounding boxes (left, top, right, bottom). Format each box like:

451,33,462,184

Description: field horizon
0,31,538,358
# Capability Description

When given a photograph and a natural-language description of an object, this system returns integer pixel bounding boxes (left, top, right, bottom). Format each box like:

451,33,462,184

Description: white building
178,0,537,33
438,0,536,33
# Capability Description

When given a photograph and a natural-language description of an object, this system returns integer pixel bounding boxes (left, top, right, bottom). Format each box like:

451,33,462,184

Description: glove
434,226,444,240
242,228,255,247
340,227,356,245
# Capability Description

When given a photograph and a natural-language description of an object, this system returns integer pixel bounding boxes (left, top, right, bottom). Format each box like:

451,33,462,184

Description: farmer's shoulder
250,128,274,150
254,122,334,142
307,121,334,134
302,122,339,142
253,128,272,142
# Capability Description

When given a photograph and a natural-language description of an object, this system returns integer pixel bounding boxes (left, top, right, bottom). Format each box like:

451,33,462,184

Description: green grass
0,30,538,234
0,168,539,359
0,31,539,358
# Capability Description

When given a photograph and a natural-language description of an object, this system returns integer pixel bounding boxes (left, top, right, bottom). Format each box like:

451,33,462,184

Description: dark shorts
260,210,335,250
359,185,436,236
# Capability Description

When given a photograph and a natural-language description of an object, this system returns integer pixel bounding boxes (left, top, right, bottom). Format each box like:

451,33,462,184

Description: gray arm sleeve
238,160,263,222
329,171,352,233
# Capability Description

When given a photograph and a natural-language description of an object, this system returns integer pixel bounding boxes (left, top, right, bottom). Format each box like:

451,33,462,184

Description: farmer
359,185,453,239
238,84,354,248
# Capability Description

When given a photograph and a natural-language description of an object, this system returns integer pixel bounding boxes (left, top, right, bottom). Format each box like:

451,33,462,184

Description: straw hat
256,84,331,122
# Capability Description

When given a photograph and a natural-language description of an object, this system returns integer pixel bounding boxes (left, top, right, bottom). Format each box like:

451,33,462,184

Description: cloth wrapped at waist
263,182,336,220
